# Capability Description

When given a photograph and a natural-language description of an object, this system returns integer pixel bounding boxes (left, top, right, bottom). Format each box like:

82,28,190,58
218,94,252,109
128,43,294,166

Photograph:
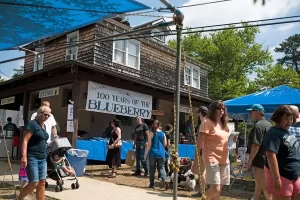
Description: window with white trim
151,29,166,43
66,31,79,60
184,65,201,89
33,47,44,72
113,39,140,69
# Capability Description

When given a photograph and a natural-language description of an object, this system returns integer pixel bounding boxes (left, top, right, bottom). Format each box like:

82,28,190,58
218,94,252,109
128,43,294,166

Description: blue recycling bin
66,149,89,177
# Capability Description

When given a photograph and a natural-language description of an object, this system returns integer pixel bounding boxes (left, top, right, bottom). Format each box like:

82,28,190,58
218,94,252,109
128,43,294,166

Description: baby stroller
45,137,79,192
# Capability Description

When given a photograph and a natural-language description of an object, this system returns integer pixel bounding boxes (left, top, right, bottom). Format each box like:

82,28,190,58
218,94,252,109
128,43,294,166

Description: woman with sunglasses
196,100,231,200
18,106,51,200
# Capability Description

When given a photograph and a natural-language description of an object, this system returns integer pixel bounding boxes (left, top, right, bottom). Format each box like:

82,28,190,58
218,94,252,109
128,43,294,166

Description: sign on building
39,87,59,98
179,105,191,114
85,81,152,119
1,96,15,105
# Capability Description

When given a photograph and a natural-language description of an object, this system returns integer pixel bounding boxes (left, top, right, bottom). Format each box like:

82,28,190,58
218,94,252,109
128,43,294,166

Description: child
19,167,28,191
51,154,75,176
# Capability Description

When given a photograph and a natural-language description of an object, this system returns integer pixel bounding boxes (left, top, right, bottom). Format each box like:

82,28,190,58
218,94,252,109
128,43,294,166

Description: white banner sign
67,104,73,120
1,96,15,105
39,87,59,98
85,81,152,119
67,120,74,132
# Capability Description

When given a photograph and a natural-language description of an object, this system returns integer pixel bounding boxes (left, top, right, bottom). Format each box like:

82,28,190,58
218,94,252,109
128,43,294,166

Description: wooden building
0,17,212,147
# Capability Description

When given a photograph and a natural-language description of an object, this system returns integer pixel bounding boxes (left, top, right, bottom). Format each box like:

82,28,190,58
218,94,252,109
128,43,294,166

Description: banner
85,81,152,119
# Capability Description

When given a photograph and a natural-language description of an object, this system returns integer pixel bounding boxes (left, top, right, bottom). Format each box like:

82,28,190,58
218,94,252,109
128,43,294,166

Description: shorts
206,162,230,185
26,157,47,183
253,167,267,189
265,167,300,196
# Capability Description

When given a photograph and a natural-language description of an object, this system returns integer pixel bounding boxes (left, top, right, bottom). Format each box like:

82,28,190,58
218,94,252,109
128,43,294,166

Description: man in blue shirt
289,105,300,143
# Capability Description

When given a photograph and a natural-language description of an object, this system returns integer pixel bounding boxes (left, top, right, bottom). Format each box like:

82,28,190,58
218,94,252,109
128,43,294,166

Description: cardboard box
126,150,136,166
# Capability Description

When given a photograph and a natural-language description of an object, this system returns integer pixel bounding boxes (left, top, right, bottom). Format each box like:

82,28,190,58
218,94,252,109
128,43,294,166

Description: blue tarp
0,0,150,50
225,85,300,116
77,139,196,161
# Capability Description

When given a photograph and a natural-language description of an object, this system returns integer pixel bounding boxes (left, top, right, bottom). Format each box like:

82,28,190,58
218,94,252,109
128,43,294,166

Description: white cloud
178,0,300,31
276,23,297,32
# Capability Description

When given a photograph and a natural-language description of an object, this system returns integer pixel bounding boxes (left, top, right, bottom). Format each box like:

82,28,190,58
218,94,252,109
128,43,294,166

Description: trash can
66,149,89,177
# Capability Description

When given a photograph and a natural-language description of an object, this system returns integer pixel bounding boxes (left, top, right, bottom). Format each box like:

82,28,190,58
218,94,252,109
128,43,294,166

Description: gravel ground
86,169,265,200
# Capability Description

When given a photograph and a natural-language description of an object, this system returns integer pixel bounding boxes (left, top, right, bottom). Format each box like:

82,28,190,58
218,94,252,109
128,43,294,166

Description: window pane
185,67,191,75
193,68,199,78
128,42,138,56
114,50,125,64
115,40,126,51
37,60,43,70
69,36,77,44
128,55,138,68
193,78,199,88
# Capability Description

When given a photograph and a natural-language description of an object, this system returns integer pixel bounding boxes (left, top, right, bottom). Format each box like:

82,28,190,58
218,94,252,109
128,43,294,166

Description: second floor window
33,47,44,72
113,39,140,69
151,29,165,43
66,31,79,60
184,65,201,89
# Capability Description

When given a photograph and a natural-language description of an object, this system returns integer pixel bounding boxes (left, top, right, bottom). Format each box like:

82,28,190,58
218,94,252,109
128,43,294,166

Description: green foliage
12,66,24,78
168,24,272,100
274,34,300,72
0,76,4,82
252,64,300,89
238,122,253,137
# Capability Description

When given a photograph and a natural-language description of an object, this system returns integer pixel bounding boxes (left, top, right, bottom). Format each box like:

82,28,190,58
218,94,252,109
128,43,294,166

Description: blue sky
0,0,300,80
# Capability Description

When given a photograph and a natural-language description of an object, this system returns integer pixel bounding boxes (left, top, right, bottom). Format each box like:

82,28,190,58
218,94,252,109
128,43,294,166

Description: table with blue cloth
77,138,196,161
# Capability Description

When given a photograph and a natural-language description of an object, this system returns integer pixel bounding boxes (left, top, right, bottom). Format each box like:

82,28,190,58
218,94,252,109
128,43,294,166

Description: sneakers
144,171,148,177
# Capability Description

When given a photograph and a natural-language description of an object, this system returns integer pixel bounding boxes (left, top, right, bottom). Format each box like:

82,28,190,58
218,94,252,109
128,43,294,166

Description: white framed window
66,31,79,60
33,47,44,72
184,64,201,89
113,39,140,69
151,29,165,43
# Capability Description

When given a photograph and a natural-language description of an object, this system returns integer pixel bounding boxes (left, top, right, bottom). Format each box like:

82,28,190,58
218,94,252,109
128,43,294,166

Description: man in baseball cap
246,104,272,200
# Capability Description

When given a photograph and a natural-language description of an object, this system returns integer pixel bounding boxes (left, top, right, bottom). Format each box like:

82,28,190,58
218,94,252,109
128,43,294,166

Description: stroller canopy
47,138,72,154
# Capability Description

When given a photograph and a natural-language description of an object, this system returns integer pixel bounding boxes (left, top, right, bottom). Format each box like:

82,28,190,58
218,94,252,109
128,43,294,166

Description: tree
168,24,272,100
0,75,4,82
274,34,300,72
12,66,24,78
253,64,300,89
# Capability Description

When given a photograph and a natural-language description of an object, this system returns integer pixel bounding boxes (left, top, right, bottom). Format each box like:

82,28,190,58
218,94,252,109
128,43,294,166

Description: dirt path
86,169,265,200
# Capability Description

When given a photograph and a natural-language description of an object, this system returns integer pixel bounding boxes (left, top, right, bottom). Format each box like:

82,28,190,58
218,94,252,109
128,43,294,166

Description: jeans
136,141,148,173
149,156,166,187
26,157,47,183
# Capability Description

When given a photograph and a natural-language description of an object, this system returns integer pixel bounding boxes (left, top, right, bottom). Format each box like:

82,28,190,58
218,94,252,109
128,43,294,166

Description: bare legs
204,184,223,200
18,180,45,200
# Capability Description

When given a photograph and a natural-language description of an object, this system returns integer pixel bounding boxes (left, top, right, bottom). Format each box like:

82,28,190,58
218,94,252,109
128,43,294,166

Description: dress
106,129,121,168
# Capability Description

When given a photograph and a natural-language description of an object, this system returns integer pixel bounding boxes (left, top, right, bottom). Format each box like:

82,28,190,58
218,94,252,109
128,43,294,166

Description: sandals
108,172,116,178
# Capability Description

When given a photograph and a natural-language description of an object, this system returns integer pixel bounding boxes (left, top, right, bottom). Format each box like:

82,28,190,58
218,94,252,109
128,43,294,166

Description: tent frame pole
160,1,184,200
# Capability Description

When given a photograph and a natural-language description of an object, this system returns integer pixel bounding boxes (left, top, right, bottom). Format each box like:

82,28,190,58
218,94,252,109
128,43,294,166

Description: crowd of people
2,97,299,200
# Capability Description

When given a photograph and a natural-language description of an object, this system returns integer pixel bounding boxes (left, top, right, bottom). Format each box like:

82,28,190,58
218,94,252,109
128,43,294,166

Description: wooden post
19,90,30,160
71,80,81,148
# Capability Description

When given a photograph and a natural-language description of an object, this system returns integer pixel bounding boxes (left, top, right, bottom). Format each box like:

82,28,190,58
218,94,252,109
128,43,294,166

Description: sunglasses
217,107,225,111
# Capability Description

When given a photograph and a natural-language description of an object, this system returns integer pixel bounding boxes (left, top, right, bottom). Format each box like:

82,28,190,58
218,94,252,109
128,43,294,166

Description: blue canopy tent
224,85,300,158
0,0,150,50
225,85,300,121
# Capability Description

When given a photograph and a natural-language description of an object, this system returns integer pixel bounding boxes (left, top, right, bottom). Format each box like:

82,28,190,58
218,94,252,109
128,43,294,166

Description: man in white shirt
31,101,57,143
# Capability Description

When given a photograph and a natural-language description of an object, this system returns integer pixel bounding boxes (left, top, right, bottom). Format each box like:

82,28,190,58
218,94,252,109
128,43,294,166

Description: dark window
62,88,72,107
116,115,132,126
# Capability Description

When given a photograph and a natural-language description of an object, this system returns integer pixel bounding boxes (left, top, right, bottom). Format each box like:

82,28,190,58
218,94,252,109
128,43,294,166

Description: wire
0,70,11,79
24,14,300,48
159,0,234,9
0,1,169,17
1,18,300,65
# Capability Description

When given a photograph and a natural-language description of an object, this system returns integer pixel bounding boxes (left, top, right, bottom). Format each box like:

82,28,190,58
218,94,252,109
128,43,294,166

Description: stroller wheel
75,182,80,189
57,180,63,186
55,185,60,192
71,183,76,190
60,185,63,191
45,182,48,188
